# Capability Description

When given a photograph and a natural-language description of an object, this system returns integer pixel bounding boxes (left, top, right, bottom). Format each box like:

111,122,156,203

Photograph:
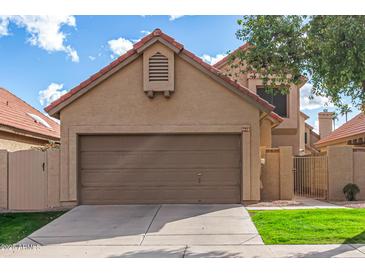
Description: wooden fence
0,149,61,210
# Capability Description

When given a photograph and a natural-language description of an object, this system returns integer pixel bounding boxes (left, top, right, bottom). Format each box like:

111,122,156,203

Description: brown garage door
79,134,241,204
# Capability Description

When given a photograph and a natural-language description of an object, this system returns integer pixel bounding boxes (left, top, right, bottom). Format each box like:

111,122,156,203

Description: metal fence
293,155,328,199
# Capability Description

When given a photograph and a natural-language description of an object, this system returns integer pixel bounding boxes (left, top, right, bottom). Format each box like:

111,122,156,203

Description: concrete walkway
1,203,364,258
246,197,347,210
1,243,364,258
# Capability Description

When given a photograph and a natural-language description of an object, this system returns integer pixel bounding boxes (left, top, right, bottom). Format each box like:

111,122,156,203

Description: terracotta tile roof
45,29,274,115
0,87,60,139
213,43,250,69
315,112,365,146
269,112,284,123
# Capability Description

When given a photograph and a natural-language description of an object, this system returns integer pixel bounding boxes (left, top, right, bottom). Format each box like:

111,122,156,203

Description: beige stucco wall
328,146,365,200
59,42,262,204
0,131,47,152
298,114,307,155
318,112,333,139
260,118,272,147
272,129,299,155
260,146,294,201
261,149,280,200
353,149,365,200
310,130,320,146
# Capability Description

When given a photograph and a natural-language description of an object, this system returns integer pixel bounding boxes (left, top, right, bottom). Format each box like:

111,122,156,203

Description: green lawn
0,211,66,245
249,209,365,245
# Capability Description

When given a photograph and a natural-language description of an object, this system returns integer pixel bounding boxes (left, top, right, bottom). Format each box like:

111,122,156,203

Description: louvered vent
149,52,169,82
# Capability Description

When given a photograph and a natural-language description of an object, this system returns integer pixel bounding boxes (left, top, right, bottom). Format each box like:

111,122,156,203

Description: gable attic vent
143,47,174,98
149,52,169,82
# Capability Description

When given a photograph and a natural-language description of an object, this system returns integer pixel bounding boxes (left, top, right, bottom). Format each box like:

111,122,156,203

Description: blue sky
0,15,359,130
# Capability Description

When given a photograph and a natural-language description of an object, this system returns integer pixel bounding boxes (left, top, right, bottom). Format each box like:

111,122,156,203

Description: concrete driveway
2,204,365,258
1,204,272,257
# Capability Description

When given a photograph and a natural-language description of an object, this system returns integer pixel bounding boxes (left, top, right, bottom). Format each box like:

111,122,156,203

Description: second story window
256,87,288,118
305,132,308,145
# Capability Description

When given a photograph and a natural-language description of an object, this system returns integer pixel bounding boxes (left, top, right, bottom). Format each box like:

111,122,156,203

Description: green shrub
343,183,360,201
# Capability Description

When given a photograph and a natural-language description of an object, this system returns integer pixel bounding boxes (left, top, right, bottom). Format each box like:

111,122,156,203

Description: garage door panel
80,135,240,151
79,134,241,204
81,187,240,204
80,151,240,169
81,168,240,187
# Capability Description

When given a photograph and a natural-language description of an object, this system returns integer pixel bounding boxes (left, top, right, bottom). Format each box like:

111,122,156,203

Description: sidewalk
1,243,364,258
246,197,346,210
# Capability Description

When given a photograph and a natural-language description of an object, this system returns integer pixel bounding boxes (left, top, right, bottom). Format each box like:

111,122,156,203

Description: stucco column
0,150,8,209
279,146,294,200
241,126,251,201
260,119,272,148
328,146,353,200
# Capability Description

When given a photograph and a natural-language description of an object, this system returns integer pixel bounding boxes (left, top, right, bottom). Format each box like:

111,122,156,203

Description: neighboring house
304,120,320,154
214,46,318,155
0,87,60,151
315,112,365,151
300,111,320,154
45,29,278,205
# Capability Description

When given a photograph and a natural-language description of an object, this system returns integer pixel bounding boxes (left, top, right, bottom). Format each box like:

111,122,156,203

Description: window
304,132,308,145
257,87,288,117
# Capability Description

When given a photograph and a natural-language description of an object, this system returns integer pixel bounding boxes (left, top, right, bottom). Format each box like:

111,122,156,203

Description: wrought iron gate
293,155,328,199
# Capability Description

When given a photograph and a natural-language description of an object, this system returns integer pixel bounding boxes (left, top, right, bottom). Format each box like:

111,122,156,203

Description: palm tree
340,104,352,122
332,112,339,129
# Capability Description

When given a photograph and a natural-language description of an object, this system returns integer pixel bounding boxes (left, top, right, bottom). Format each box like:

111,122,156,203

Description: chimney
318,112,334,139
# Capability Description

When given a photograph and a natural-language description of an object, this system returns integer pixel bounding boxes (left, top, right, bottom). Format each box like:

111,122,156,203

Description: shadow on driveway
19,204,260,247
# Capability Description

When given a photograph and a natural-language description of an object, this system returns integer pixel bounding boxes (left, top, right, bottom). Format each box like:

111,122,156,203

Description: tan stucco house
214,46,318,156
45,29,284,205
0,87,60,151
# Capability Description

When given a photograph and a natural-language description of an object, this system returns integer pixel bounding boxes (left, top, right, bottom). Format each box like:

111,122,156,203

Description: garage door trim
77,133,242,204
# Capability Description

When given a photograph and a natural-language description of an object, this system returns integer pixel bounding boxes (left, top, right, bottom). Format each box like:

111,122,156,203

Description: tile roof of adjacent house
45,29,275,116
0,87,60,139
315,112,365,147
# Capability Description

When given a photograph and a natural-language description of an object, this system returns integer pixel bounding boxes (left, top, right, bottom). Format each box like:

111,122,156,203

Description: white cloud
88,55,96,61
39,83,67,106
300,83,333,110
140,30,151,35
108,37,134,59
169,15,184,21
0,16,79,62
0,16,10,36
65,45,79,62
200,53,226,65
